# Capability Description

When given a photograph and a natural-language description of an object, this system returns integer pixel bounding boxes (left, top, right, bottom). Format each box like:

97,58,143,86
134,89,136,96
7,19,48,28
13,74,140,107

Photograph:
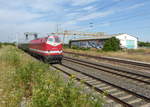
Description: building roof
70,33,137,42
111,33,138,39
70,35,114,42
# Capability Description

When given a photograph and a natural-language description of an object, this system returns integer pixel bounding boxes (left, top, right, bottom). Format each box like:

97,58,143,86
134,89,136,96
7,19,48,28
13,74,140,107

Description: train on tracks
18,33,63,63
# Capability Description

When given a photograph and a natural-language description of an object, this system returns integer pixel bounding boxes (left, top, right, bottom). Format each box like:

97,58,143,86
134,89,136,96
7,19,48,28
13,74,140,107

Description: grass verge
64,48,150,63
0,46,105,107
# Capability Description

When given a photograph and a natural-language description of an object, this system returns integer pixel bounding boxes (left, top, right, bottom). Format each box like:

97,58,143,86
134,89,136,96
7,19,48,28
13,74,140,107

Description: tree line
138,41,150,47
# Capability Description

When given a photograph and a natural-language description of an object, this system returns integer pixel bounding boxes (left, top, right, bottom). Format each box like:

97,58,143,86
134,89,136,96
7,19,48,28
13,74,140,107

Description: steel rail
64,51,150,68
59,63,150,102
63,57,150,84
52,65,133,107
63,54,150,79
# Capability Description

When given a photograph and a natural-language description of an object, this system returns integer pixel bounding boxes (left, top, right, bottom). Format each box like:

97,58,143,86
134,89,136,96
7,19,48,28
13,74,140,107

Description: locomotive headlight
48,50,62,54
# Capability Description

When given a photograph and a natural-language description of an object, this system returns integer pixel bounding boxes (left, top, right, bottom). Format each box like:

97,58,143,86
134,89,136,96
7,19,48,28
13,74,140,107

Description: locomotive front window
55,37,61,43
48,38,54,42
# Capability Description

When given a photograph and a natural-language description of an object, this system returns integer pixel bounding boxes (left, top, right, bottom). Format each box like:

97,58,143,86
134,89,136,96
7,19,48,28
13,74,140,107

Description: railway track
52,64,150,107
52,57,150,107
63,56,150,85
64,51,150,69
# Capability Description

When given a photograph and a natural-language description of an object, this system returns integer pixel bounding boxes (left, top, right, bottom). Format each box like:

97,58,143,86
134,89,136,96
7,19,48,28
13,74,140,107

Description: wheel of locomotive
43,56,49,63
58,60,62,64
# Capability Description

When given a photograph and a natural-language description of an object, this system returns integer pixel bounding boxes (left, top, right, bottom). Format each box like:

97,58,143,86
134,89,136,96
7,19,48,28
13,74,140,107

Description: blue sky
0,0,150,42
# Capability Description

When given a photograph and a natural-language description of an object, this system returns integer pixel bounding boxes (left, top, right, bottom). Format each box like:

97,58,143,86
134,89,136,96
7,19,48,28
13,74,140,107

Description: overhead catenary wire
94,12,150,27
59,1,150,40
84,1,150,28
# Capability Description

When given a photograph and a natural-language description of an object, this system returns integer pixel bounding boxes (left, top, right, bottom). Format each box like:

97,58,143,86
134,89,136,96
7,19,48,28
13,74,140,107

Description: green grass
64,47,150,63
0,46,105,107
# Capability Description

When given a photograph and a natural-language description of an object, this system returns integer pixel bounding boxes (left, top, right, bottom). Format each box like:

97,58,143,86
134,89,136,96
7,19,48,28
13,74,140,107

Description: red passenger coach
18,33,63,63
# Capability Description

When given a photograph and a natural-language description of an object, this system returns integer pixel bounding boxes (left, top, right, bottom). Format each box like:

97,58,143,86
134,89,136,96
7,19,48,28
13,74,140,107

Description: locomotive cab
47,36,61,46
44,36,63,63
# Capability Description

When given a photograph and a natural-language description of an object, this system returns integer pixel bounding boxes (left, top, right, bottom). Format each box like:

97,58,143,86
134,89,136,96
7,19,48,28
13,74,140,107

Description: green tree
103,37,121,51
138,41,150,47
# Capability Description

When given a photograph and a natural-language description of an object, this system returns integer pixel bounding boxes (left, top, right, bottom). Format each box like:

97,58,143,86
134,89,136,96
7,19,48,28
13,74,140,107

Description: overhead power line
94,12,150,27
86,1,150,27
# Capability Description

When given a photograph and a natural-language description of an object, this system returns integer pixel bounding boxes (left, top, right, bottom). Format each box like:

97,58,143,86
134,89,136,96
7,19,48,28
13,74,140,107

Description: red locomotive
18,33,63,63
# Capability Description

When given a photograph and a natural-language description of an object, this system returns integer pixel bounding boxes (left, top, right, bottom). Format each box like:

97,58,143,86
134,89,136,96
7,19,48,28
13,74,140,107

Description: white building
70,33,138,49
114,34,138,49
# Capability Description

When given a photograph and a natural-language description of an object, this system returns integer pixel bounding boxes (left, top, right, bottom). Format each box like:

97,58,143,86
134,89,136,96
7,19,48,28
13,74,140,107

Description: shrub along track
52,56,150,107
64,51,150,71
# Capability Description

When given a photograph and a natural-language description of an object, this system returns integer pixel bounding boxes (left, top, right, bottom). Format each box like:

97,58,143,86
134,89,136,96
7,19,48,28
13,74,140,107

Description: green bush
138,41,150,47
1,47,21,66
80,47,90,51
71,45,90,51
71,45,79,50
2,42,15,46
63,44,69,48
103,37,121,51
31,72,104,107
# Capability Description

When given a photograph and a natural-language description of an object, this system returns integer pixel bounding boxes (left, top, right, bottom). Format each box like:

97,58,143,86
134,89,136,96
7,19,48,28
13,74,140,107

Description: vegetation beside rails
102,37,121,51
0,42,15,47
0,46,105,107
71,46,90,51
63,44,90,51
63,48,150,63
138,41,150,47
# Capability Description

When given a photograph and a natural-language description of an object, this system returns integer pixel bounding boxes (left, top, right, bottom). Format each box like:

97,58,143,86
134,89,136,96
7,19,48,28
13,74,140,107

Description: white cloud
71,0,97,6
63,21,77,26
127,3,145,10
0,21,59,42
95,22,111,28
113,0,118,1
66,12,80,17
0,0,148,42
76,10,113,21
25,0,64,12
0,0,63,12
0,9,41,23
0,0,66,41
113,0,127,2
114,2,146,13
82,6,96,11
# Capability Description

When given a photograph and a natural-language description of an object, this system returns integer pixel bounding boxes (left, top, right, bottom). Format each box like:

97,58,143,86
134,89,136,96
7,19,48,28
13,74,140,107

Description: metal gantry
51,30,107,44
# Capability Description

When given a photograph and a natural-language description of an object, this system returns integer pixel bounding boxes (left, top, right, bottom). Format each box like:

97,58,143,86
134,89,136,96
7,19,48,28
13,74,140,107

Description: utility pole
56,24,59,33
15,33,18,46
56,24,61,35
63,30,67,44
